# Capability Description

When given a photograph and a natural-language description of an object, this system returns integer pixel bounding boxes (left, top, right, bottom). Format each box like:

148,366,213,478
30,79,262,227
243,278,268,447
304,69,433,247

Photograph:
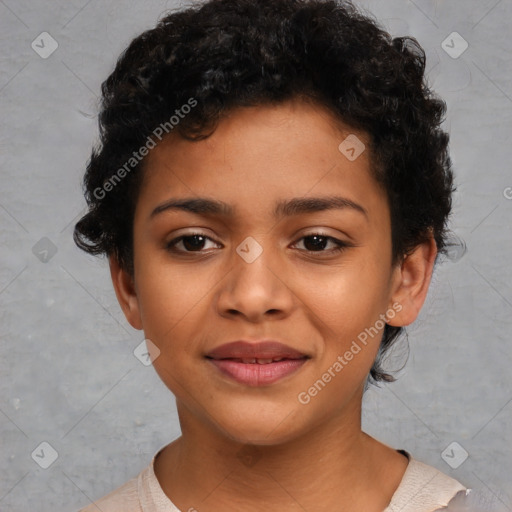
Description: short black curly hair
74,0,455,384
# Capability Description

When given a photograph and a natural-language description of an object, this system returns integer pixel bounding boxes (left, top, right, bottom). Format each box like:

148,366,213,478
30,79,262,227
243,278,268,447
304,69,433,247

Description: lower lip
208,358,307,386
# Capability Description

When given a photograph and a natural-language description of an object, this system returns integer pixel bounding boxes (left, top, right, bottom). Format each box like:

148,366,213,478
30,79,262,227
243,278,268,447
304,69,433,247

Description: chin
212,405,308,446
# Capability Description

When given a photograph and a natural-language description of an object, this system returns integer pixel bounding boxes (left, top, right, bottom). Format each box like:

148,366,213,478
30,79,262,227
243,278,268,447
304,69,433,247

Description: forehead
149,98,367,160
138,99,387,222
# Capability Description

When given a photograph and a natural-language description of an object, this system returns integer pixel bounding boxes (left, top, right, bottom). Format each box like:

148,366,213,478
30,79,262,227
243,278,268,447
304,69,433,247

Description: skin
110,97,437,511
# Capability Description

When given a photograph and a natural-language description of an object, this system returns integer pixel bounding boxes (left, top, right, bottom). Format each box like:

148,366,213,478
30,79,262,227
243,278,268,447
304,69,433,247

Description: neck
154,388,408,511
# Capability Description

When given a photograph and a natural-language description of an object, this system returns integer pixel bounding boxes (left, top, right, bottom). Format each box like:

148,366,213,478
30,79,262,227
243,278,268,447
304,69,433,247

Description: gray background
0,0,511,510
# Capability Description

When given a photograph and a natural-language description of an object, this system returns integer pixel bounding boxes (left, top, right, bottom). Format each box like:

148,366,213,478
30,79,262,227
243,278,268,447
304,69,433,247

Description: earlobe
109,256,143,330
386,235,437,327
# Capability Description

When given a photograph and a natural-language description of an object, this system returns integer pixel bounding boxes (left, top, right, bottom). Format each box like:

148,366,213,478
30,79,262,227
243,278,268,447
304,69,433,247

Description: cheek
133,269,192,367
135,257,205,329
305,256,390,326
300,256,391,365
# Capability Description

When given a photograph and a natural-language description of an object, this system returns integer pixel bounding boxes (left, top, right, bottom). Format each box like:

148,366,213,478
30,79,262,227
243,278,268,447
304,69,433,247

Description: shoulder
385,456,466,512
76,445,178,512
77,473,141,512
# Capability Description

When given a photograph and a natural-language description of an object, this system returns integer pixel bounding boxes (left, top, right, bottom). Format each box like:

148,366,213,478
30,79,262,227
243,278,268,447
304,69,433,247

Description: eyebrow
150,195,368,220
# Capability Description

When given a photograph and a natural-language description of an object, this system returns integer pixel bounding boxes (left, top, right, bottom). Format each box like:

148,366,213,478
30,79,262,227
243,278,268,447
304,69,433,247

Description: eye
165,232,350,255
292,233,350,254
165,233,221,253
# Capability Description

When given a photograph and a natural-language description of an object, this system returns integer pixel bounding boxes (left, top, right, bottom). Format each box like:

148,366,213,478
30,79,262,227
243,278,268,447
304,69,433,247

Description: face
111,98,433,445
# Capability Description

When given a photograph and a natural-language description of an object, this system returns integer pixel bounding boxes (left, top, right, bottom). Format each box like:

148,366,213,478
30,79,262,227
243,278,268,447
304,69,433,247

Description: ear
386,233,437,327
109,256,143,330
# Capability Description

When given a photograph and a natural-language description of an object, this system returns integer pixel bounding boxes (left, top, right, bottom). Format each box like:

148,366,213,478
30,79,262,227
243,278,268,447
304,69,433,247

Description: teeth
237,357,287,364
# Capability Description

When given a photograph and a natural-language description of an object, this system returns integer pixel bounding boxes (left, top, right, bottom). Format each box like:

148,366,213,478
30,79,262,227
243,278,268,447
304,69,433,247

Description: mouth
209,356,304,364
205,340,310,386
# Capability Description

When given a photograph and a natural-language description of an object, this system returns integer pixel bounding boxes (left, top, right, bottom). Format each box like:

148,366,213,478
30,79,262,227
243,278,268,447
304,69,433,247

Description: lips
205,341,309,386
206,340,308,360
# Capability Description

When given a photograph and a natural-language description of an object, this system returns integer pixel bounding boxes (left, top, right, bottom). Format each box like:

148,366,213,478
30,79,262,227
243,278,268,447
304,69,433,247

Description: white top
78,447,466,512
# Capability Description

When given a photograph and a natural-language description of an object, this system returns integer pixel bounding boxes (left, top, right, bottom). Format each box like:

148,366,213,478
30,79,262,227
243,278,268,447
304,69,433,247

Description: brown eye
293,234,350,254
166,233,220,253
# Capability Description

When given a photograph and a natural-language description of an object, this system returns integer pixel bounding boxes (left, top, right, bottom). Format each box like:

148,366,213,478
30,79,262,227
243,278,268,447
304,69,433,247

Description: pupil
184,235,205,251
305,235,327,251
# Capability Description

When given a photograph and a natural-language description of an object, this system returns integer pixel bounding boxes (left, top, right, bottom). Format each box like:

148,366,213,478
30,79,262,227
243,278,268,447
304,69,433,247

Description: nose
215,239,295,323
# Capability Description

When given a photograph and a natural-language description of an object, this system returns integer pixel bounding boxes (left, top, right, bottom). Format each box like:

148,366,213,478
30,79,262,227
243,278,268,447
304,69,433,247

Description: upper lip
206,341,309,360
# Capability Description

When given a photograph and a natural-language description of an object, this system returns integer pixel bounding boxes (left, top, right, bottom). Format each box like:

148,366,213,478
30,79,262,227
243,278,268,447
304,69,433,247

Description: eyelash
165,232,350,256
